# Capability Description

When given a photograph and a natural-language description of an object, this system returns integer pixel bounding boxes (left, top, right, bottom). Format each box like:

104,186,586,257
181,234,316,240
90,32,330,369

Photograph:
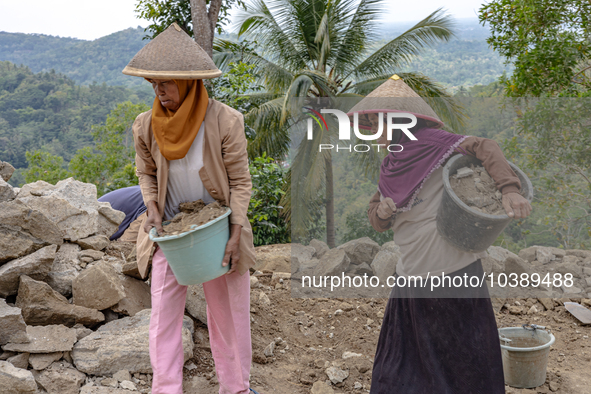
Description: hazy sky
0,0,486,41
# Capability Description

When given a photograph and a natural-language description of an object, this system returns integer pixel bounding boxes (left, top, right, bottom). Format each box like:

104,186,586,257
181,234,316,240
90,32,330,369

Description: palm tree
215,0,466,247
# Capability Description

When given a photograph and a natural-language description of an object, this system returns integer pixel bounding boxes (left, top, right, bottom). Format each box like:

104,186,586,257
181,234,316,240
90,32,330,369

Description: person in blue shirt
98,185,147,241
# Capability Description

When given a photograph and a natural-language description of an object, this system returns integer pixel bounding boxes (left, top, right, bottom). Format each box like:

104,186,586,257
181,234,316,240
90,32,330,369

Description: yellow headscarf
150,79,209,160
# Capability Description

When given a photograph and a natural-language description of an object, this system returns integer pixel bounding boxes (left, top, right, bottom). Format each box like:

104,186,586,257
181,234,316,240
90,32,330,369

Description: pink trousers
149,248,252,394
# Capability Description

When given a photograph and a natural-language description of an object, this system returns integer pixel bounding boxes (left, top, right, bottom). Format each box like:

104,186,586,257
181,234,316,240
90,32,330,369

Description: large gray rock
17,178,124,241
309,239,329,259
536,247,554,264
556,262,583,278
292,243,315,264
16,275,104,327
313,249,351,276
518,246,538,263
97,203,126,239
72,309,194,375
0,200,62,263
481,246,509,274
72,262,125,310
76,235,110,251
46,243,81,297
185,284,207,325
110,275,151,317
0,178,15,202
79,250,104,261
0,245,57,297
482,246,522,275
504,255,532,276
121,260,142,280
0,360,38,394
0,161,15,182
29,352,63,370
337,237,380,265
0,299,30,345
566,249,591,260
371,250,399,281
6,352,29,369
380,241,400,254
2,325,77,353
32,360,86,394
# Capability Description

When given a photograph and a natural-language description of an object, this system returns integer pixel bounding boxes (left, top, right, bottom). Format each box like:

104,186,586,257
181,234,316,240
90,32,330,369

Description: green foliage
341,208,394,245
23,150,70,184
0,29,152,87
479,0,591,96
135,0,245,39
69,101,150,196
503,98,591,248
0,61,152,182
22,101,148,196
248,154,290,246
208,60,262,141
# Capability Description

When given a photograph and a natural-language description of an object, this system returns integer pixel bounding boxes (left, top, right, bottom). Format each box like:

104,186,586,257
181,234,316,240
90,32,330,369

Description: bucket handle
522,323,551,335
499,333,512,344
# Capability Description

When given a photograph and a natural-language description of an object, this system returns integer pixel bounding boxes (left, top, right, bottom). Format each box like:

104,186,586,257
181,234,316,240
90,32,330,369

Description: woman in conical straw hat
123,23,259,394
349,75,532,393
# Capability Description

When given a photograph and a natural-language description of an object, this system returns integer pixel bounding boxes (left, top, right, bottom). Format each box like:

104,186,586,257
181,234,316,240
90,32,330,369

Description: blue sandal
250,389,260,394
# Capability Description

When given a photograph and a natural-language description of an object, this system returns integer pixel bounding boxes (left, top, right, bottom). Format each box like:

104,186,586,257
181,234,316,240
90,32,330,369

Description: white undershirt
164,123,214,221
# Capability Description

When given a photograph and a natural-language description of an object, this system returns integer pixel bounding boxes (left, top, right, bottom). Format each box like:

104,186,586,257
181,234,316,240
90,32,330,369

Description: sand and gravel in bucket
450,164,505,215
161,200,228,235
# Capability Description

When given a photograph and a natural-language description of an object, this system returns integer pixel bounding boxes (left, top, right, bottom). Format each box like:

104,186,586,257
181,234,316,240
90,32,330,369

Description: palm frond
235,0,308,71
245,97,292,158
281,70,337,122
350,8,454,81
213,38,294,93
398,72,468,133
331,0,383,77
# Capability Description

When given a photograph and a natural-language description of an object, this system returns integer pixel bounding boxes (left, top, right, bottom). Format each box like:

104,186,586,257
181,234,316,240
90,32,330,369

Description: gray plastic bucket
436,154,533,253
499,326,555,388
149,209,231,285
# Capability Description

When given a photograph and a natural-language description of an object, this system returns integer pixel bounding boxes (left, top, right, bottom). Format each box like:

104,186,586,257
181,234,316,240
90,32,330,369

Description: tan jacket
132,98,256,279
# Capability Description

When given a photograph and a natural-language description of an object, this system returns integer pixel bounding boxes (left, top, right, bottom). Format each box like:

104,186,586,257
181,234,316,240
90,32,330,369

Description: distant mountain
0,27,149,87
381,17,492,41
0,18,509,90
0,61,153,183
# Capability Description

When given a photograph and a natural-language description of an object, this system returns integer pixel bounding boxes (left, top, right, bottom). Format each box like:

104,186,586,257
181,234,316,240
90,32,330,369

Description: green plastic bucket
149,208,231,285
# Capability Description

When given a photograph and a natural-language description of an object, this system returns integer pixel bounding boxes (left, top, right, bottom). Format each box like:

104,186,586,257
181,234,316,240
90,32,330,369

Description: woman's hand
502,193,532,219
143,200,164,235
222,224,242,275
377,197,397,220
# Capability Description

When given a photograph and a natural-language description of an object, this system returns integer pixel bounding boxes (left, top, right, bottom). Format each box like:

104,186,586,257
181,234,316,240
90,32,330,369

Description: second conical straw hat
122,23,222,79
347,75,443,127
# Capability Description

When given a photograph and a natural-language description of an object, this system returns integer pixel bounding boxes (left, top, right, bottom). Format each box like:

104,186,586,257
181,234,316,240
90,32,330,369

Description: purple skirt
370,260,505,394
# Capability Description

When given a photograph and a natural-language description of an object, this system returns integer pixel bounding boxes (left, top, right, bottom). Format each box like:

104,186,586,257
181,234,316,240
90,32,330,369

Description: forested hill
0,61,152,176
0,20,510,89
0,27,147,87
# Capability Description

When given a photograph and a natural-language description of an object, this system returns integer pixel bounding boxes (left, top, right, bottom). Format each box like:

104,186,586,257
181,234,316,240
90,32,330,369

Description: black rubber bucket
436,154,534,253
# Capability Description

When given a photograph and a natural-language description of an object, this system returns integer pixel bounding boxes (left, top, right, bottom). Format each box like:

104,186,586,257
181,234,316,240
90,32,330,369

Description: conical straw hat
122,23,222,79
347,75,443,128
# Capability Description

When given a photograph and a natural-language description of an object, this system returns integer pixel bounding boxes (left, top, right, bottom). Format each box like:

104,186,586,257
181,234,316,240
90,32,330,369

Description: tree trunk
189,0,223,58
325,154,335,248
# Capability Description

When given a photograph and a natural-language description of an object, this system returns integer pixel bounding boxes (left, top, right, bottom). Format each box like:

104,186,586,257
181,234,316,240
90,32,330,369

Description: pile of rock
0,170,196,394
290,237,591,299
291,237,401,282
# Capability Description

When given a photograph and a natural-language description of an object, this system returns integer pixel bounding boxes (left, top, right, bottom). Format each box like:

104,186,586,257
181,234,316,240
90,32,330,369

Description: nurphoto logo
304,108,418,152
